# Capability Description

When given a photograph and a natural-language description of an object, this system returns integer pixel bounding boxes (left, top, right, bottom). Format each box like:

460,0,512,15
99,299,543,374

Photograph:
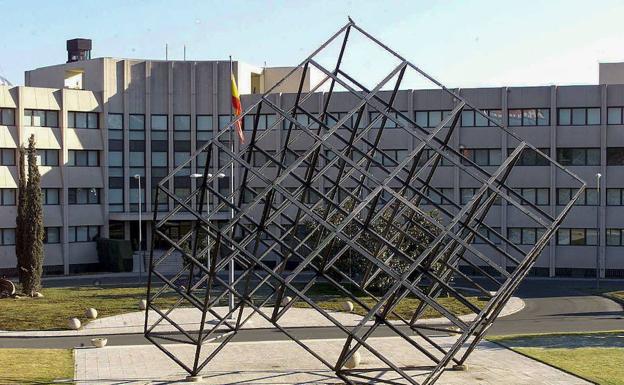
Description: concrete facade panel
66,129,104,150
23,127,61,149
68,205,104,226
39,167,62,187
67,167,104,187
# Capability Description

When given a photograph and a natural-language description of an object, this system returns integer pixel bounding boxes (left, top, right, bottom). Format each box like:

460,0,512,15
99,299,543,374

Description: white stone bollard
85,308,98,319
343,300,354,312
281,296,292,307
90,337,108,348
67,317,81,330
345,351,361,369
139,299,147,311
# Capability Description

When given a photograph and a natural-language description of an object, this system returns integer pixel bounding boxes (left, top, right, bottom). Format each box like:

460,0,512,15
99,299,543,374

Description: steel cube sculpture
145,19,585,384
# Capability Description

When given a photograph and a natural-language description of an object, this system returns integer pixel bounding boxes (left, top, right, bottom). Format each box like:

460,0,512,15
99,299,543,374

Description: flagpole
228,55,235,317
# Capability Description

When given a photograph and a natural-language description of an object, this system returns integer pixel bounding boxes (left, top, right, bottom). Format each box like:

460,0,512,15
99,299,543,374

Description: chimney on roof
66,38,92,63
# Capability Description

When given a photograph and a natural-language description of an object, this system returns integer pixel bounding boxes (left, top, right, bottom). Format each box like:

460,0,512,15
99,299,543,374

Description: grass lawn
294,295,486,320
293,282,487,320
489,331,624,385
0,286,178,331
0,348,73,384
0,282,486,331
605,290,624,303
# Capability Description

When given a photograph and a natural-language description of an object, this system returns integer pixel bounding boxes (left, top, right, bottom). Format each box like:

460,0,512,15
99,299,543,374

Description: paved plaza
74,336,590,384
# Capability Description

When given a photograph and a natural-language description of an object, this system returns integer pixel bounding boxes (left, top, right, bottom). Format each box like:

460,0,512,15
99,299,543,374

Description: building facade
0,52,623,278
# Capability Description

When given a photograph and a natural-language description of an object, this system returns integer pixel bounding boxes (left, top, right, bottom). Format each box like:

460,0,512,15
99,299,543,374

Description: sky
1,0,623,88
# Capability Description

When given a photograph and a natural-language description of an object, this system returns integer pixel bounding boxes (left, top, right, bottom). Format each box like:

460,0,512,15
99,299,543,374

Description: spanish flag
230,71,245,144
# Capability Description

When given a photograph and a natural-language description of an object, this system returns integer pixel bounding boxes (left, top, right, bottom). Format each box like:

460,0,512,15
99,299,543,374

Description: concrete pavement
73,336,591,385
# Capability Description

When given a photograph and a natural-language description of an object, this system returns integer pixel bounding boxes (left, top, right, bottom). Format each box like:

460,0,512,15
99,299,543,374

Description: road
1,278,622,349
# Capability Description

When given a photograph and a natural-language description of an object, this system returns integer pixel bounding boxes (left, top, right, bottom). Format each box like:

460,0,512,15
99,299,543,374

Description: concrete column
600,85,607,278
190,62,197,208
60,89,69,275
145,61,152,212
123,60,130,213
549,85,557,277
501,87,508,272
101,58,111,239
211,62,219,213
453,89,461,205
167,62,174,210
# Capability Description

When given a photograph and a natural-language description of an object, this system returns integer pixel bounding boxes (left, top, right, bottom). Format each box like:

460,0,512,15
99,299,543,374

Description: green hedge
96,238,134,272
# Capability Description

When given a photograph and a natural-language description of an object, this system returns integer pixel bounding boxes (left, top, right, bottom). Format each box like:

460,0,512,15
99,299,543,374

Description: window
558,108,601,125
374,149,408,167
68,150,99,166
42,188,60,205
68,111,98,129
473,226,502,244
108,113,123,140
151,152,167,168
68,226,100,242
607,148,624,165
151,115,168,138
607,107,623,125
0,189,15,206
556,148,600,166
0,108,15,125
607,229,624,246
415,110,452,128
218,115,232,130
243,114,277,131
461,109,503,127
44,227,61,244
174,115,190,140
508,108,550,126
129,151,145,167
0,148,14,165
414,149,453,167
197,115,213,143
426,187,454,205
109,188,124,212
509,148,550,166
24,109,59,127
368,111,407,129
460,188,501,205
37,149,59,166
557,188,599,206
0,228,15,245
607,188,624,206
108,151,123,168
68,188,100,204
129,114,145,140
460,148,501,166
557,228,598,246
326,111,360,129
514,188,549,206
508,228,545,245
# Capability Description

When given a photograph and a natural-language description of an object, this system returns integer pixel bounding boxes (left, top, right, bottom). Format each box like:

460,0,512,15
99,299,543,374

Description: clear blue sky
1,0,623,88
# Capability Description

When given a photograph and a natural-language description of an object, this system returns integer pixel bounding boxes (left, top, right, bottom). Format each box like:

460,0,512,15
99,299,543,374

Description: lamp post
133,174,143,278
190,172,225,271
596,173,602,289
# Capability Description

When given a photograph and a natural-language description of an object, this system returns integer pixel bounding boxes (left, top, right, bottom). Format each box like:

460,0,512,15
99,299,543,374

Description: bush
97,238,134,272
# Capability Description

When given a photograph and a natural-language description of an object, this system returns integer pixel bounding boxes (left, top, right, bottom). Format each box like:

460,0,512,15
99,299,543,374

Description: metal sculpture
145,18,585,384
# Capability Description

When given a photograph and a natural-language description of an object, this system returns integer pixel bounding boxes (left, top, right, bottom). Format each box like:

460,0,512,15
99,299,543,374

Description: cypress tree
15,146,27,287
23,135,44,296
